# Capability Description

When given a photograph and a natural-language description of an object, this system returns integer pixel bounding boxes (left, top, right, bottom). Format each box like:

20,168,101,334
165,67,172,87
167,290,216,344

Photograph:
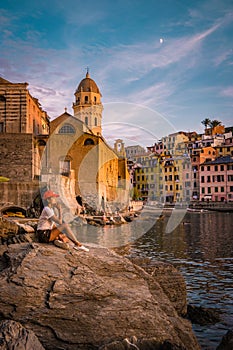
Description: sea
73,209,233,350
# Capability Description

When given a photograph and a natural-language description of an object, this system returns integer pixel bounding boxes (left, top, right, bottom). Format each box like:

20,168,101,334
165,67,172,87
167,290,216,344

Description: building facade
0,77,49,208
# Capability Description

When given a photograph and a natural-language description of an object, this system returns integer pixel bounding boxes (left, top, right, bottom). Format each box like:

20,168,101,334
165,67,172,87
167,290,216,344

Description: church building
41,71,130,215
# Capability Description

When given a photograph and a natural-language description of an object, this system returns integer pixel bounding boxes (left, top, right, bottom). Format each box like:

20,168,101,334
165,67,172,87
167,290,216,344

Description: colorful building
199,156,233,202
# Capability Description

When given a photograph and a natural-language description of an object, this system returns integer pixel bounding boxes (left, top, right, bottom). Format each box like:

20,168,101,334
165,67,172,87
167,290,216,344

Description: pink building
199,156,233,202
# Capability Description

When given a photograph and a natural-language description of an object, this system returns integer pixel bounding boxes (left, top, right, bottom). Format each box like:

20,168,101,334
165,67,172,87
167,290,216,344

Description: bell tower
73,69,103,136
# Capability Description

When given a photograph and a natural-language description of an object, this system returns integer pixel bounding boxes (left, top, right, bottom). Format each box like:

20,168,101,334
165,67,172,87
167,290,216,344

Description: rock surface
216,329,233,350
0,319,45,350
0,243,200,350
129,257,187,317
187,304,221,325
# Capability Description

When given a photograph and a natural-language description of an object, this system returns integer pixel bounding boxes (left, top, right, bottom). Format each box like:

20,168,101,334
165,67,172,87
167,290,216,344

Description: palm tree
209,120,222,135
209,119,222,128
201,118,211,134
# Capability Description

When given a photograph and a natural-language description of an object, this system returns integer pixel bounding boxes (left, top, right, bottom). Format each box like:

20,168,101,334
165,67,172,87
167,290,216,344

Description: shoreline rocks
0,242,200,350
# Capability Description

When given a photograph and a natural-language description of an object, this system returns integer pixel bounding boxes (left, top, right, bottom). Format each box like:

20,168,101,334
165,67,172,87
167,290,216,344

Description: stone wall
0,133,33,182
0,181,40,208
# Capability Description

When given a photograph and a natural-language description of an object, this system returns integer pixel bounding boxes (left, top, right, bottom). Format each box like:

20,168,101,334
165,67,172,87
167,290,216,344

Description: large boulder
0,243,200,350
129,257,187,316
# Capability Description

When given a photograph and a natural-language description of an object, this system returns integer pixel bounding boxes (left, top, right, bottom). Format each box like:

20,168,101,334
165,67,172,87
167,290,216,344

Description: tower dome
76,71,101,95
73,70,103,136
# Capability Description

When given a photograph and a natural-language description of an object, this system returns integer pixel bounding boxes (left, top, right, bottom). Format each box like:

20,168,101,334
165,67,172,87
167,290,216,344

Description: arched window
85,96,88,103
84,138,95,146
94,117,97,126
58,124,75,134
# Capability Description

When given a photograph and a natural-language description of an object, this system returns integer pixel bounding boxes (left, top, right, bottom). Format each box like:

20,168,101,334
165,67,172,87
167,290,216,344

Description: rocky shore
0,216,232,349
0,238,200,350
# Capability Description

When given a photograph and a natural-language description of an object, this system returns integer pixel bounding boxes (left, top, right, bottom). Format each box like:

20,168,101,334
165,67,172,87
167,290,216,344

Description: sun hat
43,190,59,200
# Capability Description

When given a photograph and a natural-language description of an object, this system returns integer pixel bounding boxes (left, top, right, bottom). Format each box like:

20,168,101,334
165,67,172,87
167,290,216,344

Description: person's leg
49,227,62,242
51,223,82,246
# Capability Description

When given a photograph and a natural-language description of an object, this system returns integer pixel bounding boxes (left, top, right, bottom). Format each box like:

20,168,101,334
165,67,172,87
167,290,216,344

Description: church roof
75,72,101,95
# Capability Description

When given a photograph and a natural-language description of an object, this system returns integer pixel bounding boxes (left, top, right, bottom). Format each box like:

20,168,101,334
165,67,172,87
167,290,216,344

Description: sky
1,0,233,147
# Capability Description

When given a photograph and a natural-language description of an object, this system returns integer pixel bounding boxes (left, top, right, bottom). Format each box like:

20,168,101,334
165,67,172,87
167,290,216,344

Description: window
215,165,218,171
85,116,88,125
170,185,173,190
221,187,224,192
220,165,224,171
208,187,211,194
215,187,218,192
84,138,94,145
94,117,97,126
207,176,211,183
228,175,233,182
85,96,88,103
58,124,75,134
0,122,4,133
201,176,205,183
207,166,210,171
202,188,205,194
59,158,71,176
217,175,224,182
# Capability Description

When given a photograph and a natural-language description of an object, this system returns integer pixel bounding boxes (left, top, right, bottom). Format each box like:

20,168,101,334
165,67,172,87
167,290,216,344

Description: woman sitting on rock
37,190,89,252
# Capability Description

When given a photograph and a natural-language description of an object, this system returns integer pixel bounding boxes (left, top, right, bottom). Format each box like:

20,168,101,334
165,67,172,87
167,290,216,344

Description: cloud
221,86,233,97
213,49,233,66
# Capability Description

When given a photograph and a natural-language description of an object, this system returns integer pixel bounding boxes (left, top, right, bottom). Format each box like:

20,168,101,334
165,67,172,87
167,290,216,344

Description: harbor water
123,210,233,350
